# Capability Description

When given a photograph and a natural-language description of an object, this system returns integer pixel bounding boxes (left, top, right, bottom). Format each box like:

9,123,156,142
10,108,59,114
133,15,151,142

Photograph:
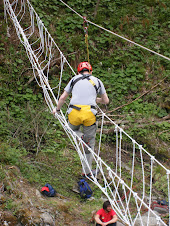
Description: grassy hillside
0,0,169,224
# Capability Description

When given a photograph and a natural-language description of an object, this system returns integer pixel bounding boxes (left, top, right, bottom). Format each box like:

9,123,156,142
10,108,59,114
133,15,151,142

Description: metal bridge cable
59,0,170,61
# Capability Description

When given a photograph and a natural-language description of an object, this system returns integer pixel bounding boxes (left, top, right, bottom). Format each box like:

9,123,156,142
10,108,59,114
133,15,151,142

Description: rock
40,208,50,213
40,212,55,225
117,221,126,226
100,196,108,202
134,215,165,226
0,211,18,226
143,210,160,217
36,189,44,200
72,187,79,194
154,206,169,214
144,196,160,203
152,196,159,202
87,196,95,201
17,208,33,225
16,208,42,225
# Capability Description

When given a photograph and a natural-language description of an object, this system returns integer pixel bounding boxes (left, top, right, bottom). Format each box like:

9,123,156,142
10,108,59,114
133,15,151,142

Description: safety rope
4,0,170,225
83,16,90,66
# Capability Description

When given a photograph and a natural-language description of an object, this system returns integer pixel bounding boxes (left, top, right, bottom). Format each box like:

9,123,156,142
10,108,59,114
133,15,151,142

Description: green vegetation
28,0,169,158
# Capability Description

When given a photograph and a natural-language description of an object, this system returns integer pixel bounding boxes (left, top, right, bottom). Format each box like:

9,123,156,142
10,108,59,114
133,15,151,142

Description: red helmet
77,62,92,73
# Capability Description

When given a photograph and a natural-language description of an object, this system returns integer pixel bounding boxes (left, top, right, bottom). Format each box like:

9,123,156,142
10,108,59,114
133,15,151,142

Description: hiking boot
82,169,99,178
82,173,92,178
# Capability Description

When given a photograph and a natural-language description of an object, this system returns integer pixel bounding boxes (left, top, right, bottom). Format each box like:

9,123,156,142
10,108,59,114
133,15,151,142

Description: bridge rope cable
59,0,170,62
4,0,170,225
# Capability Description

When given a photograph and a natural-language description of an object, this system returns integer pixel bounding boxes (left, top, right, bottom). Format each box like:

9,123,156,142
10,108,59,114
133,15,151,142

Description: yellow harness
68,105,96,126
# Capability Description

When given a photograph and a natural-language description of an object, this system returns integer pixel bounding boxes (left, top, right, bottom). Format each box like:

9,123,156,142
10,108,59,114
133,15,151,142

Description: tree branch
97,119,170,134
94,0,100,19
106,76,168,114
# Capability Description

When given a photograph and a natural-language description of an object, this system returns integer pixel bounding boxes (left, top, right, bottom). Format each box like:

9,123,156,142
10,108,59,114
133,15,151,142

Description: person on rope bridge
53,61,109,177
95,200,118,226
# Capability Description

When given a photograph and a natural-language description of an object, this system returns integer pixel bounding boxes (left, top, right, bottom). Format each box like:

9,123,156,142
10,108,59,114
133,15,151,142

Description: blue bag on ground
41,183,56,197
78,179,93,199
157,200,168,206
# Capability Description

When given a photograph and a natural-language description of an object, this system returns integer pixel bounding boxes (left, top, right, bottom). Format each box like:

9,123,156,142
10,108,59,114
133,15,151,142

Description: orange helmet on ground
77,62,92,73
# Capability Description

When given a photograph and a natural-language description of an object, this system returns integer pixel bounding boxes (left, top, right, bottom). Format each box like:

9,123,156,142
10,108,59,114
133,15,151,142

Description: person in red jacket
95,200,118,226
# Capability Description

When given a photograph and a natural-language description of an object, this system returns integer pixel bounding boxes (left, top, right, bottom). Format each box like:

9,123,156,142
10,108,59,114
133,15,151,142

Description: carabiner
83,16,89,35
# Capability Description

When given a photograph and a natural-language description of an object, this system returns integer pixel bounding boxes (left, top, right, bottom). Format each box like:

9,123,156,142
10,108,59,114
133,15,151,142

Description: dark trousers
96,223,116,226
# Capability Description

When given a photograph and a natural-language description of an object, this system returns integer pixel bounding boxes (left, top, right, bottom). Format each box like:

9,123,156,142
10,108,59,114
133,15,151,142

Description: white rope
139,145,145,200
59,0,170,62
115,126,119,175
147,156,154,226
57,54,65,101
119,128,122,178
4,0,169,225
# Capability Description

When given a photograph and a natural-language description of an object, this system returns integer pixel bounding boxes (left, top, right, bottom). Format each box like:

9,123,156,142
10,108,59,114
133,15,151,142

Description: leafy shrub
0,143,27,165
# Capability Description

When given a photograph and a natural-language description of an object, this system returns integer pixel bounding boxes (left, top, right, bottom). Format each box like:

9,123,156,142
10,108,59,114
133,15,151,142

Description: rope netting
4,0,169,225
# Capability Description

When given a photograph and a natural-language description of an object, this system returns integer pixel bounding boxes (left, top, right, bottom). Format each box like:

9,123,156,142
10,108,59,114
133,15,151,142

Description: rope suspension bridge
4,0,169,225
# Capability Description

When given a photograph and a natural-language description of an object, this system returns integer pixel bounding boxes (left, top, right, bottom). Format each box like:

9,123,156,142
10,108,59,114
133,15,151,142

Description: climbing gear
83,16,88,36
83,16,90,65
68,105,96,126
77,178,93,199
69,105,96,111
70,74,101,94
41,183,56,197
85,76,100,93
77,62,92,73
69,105,81,111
